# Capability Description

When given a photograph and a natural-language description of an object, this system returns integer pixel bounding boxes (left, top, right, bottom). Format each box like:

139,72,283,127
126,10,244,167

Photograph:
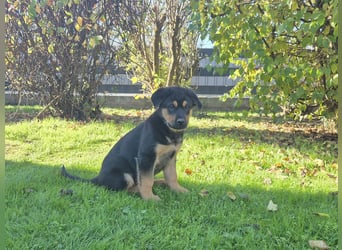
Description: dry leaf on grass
313,159,325,168
267,200,278,212
184,168,193,175
326,173,337,179
308,240,329,249
263,178,272,185
274,162,283,168
227,191,236,201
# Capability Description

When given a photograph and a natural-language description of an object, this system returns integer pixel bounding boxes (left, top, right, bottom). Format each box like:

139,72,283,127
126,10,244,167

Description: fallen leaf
326,173,337,179
308,240,329,249
275,162,283,168
184,168,193,175
227,191,236,201
267,200,278,212
313,159,325,168
331,163,337,169
263,178,272,185
310,168,319,177
313,212,330,218
199,189,209,197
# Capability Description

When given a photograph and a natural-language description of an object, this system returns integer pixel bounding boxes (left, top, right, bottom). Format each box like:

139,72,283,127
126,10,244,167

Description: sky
197,36,213,48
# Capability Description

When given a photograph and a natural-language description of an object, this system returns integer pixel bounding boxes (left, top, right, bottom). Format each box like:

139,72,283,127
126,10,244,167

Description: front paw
171,185,189,193
141,193,161,201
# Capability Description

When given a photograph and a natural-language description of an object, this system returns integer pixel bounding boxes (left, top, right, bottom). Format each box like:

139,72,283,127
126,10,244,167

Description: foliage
191,0,338,120
5,107,338,249
109,0,199,93
5,0,119,120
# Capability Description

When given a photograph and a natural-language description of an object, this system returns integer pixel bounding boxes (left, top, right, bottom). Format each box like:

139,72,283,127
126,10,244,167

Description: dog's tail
60,165,90,183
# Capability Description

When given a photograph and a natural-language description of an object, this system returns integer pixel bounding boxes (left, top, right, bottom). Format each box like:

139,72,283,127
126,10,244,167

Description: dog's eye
168,104,176,111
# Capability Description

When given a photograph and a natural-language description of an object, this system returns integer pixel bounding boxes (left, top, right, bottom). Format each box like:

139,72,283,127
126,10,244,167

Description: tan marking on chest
154,142,181,169
155,143,181,156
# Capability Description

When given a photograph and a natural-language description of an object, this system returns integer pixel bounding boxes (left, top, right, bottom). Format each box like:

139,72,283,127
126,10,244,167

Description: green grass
5,106,338,249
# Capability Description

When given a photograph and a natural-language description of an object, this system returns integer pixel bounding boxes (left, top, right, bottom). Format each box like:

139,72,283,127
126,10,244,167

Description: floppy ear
151,87,171,108
187,89,202,109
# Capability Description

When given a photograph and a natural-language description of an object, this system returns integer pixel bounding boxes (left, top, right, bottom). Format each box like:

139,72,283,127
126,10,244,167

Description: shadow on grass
6,159,338,213
187,124,337,158
5,159,338,201
5,160,338,248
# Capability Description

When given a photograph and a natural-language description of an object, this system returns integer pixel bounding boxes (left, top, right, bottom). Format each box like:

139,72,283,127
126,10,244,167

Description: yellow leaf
48,43,55,54
77,16,83,26
134,94,144,100
227,191,236,201
75,23,81,32
131,76,139,84
275,162,283,168
35,4,41,14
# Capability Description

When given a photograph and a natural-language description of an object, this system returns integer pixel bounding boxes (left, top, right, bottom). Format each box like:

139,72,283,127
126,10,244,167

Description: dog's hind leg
125,173,139,193
91,171,131,191
91,155,138,191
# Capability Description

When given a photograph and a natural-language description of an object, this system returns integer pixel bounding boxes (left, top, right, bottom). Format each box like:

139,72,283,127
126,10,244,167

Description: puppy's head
151,87,202,133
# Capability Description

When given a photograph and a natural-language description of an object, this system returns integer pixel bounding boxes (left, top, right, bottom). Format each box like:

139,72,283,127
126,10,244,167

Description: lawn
5,106,338,249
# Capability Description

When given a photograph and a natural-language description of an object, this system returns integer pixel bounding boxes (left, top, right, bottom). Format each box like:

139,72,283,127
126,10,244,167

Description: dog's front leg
136,157,160,201
163,156,189,193
139,171,160,201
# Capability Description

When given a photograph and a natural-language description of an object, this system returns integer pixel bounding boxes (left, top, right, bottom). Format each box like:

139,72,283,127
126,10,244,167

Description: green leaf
331,63,337,74
313,212,330,218
28,1,37,19
295,86,305,99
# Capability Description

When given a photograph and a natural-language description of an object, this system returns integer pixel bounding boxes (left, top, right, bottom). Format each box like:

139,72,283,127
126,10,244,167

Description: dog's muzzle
165,118,187,132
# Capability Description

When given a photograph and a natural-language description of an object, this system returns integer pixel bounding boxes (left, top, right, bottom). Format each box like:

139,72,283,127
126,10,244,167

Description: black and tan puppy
61,86,202,200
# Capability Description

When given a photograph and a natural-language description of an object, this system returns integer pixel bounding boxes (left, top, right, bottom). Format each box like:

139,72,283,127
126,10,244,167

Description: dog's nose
176,118,185,126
